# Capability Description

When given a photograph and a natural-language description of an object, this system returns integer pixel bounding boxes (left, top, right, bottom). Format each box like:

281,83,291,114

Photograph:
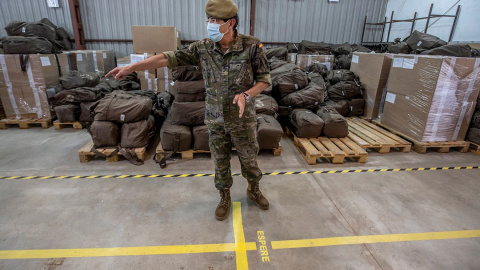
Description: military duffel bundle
192,125,210,151
280,82,325,111
326,69,356,85
89,121,120,147
1,36,54,54
256,114,283,149
264,47,288,61
94,93,152,123
255,94,278,117
322,100,350,117
160,122,192,152
121,115,156,148
60,71,101,90
79,101,97,122
5,21,57,43
172,80,206,102
346,98,365,117
54,104,80,123
327,81,363,102
405,30,447,53
53,87,102,105
167,101,206,126
288,108,325,138
316,106,348,138
272,69,309,100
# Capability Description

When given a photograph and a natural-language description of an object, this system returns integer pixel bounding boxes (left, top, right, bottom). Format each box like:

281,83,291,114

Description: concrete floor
0,127,479,269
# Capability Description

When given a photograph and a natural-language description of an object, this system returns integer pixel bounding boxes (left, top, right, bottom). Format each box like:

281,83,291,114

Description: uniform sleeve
163,42,200,69
252,42,272,85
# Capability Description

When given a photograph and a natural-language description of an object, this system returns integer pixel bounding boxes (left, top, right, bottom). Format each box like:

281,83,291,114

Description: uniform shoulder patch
259,43,263,49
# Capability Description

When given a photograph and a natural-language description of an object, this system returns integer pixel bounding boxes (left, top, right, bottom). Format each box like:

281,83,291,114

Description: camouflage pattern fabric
163,34,270,188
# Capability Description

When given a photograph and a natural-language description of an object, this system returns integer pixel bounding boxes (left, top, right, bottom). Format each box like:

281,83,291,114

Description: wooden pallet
470,142,480,155
53,120,83,130
347,117,411,153
0,117,52,129
292,135,367,164
155,141,282,160
372,120,470,154
78,141,146,163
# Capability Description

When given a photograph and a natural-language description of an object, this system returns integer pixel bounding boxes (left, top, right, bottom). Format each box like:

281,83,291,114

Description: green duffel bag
327,81,363,102
326,69,356,85
420,44,472,57
316,106,348,138
288,108,324,138
272,69,309,100
280,82,325,111
265,47,288,61
405,30,447,52
94,93,152,123
1,36,54,54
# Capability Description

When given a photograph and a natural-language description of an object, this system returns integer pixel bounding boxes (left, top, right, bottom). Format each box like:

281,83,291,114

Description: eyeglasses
206,18,223,24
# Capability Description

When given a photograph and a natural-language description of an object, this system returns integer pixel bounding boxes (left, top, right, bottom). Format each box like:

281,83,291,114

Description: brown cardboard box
0,54,68,118
287,53,297,64
296,54,334,70
157,78,174,92
381,55,480,142
140,78,158,91
131,53,156,80
132,26,181,53
350,52,393,119
157,66,173,81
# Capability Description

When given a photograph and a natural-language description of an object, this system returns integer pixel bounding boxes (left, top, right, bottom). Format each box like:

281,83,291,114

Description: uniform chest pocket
229,54,253,86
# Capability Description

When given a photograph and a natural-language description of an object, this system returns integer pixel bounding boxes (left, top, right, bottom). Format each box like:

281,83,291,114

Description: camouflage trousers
208,122,262,190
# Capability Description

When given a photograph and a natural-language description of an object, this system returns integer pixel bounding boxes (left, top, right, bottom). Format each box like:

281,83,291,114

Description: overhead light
47,0,60,8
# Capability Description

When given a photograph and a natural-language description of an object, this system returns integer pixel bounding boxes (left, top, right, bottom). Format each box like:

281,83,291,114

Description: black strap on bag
120,147,144,166
90,146,119,158
19,54,29,72
153,134,180,169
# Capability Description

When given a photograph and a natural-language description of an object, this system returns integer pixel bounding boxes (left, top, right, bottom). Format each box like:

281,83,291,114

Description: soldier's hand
233,94,245,118
105,66,131,80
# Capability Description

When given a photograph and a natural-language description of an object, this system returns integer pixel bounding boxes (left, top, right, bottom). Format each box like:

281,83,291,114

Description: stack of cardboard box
131,26,181,93
287,53,334,71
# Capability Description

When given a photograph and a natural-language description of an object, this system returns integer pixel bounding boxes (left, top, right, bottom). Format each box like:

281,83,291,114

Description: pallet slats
372,120,470,154
0,117,52,129
470,142,480,155
53,120,83,130
347,118,411,153
78,141,146,163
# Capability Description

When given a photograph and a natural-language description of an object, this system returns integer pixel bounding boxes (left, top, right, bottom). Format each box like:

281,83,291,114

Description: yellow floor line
271,230,480,250
232,202,249,270
0,242,256,260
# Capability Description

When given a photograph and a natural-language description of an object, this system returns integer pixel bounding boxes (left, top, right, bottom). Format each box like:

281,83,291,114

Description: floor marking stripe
232,202,249,270
1,166,479,180
0,242,257,260
271,230,480,250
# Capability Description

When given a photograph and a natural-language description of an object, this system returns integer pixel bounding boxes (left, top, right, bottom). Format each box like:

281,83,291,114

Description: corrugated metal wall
254,0,387,44
80,0,250,57
1,0,387,57
0,0,73,37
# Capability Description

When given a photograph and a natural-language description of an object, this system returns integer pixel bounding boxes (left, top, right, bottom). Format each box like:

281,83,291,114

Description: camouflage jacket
163,34,271,128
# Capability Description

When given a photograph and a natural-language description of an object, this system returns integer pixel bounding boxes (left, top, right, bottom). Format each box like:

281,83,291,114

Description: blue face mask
207,20,229,42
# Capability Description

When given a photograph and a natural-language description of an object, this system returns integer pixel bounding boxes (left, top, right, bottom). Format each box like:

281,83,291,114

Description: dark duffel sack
54,87,101,105
94,93,152,123
470,111,480,129
265,47,288,61
192,125,210,151
273,69,309,100
334,54,353,70
280,82,325,110
113,90,158,105
347,98,365,117
172,80,206,102
160,122,192,152
54,104,80,122
269,59,290,71
420,44,472,57
60,70,100,90
316,106,348,138
289,109,324,138
328,81,363,102
5,21,57,42
405,30,447,52
79,101,98,122
269,62,299,81
352,44,371,53
286,43,299,53
307,73,328,101
172,66,203,81
1,36,53,54
387,39,411,54
333,42,353,55
306,63,329,78
323,100,350,117
298,40,331,54
89,120,120,147
466,128,480,145
121,115,156,148
167,101,206,126
256,114,283,149
255,94,278,117
326,69,356,85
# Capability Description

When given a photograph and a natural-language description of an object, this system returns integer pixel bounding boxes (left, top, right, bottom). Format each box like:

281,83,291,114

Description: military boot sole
247,191,269,210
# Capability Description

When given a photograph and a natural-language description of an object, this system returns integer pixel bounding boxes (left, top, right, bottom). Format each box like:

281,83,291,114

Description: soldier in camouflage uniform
107,0,271,221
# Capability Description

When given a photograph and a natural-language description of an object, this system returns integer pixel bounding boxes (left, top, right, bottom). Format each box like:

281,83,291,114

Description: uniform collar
214,34,243,54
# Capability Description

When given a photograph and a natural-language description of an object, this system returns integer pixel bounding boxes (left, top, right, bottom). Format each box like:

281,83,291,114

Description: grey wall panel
0,0,73,37
79,0,250,57
254,0,387,44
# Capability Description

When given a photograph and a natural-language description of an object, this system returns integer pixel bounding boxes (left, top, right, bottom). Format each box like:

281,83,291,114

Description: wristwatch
242,92,251,101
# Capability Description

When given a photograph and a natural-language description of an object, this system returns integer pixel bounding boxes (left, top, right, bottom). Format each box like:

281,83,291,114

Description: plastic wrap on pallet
350,52,393,119
380,55,480,142
0,54,69,118
62,50,115,77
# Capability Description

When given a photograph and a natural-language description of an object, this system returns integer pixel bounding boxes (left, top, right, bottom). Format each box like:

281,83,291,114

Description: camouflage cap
205,0,238,19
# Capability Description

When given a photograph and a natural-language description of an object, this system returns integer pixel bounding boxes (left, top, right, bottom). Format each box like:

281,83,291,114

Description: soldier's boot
215,188,231,221
247,182,269,210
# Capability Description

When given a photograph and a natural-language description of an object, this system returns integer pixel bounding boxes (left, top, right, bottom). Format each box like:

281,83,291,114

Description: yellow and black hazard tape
0,166,478,180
